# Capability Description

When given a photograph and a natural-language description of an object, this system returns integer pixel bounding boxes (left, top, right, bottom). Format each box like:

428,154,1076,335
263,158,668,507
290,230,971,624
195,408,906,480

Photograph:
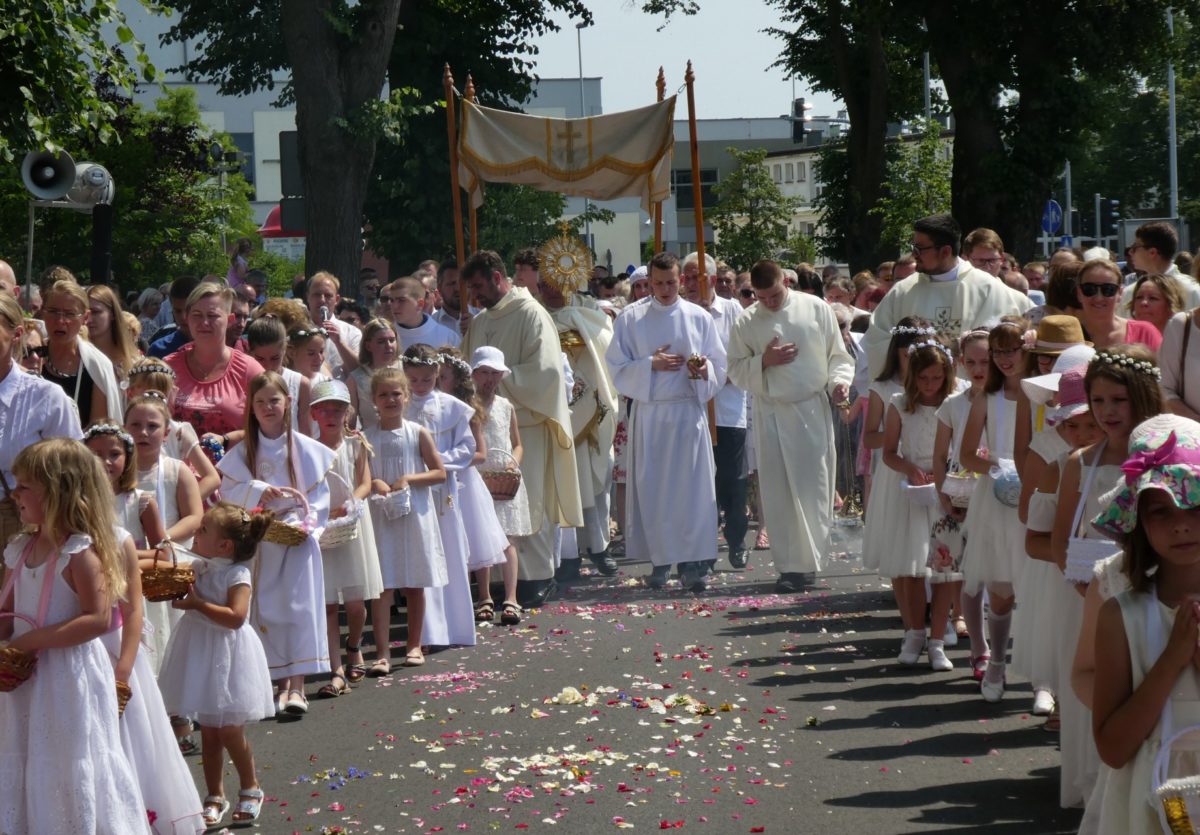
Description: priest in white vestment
461,251,583,609
605,252,726,593
866,214,1032,378
727,259,854,593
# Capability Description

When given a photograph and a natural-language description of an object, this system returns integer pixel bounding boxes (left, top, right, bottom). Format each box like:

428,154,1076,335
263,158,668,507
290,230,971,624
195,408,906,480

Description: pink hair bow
1121,432,1200,485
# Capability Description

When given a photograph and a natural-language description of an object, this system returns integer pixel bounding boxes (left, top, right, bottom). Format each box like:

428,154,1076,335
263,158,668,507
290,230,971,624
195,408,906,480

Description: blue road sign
1060,234,1073,248
1042,200,1063,235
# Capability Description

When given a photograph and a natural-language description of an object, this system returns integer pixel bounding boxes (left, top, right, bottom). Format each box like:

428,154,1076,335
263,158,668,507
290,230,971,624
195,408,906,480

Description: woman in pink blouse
165,283,264,447
1072,259,1162,352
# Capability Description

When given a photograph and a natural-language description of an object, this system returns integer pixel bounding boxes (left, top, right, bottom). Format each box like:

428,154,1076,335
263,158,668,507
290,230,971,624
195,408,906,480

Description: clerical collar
928,259,967,283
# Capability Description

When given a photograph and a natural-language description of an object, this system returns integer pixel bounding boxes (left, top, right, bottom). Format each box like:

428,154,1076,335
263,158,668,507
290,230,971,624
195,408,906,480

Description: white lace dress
157,558,275,727
864,393,938,578
321,435,384,604
138,456,192,674
480,395,532,536
0,534,152,834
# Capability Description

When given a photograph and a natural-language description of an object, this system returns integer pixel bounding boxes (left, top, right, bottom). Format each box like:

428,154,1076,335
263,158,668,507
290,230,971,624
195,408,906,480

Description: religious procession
4,2,1200,833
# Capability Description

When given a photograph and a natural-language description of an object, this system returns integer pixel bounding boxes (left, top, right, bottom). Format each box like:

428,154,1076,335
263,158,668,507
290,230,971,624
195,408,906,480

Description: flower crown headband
289,327,325,342
907,339,952,360
439,354,472,376
83,422,134,452
1094,351,1161,381
891,325,936,336
128,363,175,381
401,354,440,368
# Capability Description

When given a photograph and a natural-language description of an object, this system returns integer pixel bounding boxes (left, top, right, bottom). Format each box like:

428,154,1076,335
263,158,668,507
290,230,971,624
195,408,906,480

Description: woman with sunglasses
42,278,123,425
1073,259,1162,352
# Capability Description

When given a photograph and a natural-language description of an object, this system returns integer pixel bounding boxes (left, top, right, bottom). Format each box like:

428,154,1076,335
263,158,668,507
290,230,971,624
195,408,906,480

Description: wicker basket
319,472,361,549
1154,725,1200,834
0,613,36,692
263,487,312,547
116,680,133,716
942,472,977,508
481,449,521,501
141,541,195,603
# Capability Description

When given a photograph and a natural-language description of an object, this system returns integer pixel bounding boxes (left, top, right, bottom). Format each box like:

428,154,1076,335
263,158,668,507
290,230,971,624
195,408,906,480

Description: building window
772,164,782,184
796,162,806,183
229,132,256,200
785,163,794,183
672,168,718,211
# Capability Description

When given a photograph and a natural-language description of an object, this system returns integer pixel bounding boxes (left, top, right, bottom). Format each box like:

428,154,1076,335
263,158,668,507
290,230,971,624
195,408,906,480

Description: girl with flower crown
868,338,960,670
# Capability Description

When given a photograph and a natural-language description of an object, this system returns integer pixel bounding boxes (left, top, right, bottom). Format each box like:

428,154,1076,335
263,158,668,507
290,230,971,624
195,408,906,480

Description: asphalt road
193,522,1083,835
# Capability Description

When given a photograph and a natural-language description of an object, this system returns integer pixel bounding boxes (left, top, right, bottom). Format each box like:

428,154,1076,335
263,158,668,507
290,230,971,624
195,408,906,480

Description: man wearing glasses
864,214,1032,378
963,228,1007,277
1121,221,1200,309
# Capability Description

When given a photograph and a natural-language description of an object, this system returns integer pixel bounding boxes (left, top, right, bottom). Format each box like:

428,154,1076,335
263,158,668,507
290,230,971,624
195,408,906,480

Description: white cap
470,346,511,376
1082,246,1111,263
630,265,648,281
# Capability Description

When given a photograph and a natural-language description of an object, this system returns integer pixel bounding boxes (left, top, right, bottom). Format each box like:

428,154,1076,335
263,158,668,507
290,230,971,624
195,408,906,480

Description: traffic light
1100,198,1121,238
791,98,812,143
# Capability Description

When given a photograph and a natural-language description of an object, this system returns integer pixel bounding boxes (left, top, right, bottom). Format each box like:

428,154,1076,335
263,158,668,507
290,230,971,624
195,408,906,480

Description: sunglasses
739,289,755,299
1079,282,1120,298
24,345,48,359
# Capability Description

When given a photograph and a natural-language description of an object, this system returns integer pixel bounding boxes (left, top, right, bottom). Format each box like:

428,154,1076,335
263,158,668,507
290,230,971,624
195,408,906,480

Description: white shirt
323,318,362,379
395,314,461,352
430,306,480,334
703,296,748,429
0,360,82,487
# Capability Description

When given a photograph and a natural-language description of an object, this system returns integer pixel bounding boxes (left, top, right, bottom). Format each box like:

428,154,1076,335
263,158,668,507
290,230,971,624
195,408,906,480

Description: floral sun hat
1092,414,1200,538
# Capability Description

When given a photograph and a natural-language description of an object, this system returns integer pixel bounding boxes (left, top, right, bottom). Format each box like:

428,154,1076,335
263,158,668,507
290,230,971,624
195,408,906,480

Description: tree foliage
709,147,799,271
0,0,159,162
0,85,255,289
870,121,952,254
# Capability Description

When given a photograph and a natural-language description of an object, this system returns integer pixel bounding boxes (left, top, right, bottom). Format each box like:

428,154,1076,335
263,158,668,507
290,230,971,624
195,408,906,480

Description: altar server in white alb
605,251,726,593
727,259,854,593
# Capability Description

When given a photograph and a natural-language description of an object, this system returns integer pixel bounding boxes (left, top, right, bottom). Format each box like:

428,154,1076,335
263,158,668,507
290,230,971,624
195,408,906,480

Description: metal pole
921,19,931,124
1167,7,1179,219
1064,160,1072,240
653,67,666,253
1095,192,1102,247
576,22,591,248
24,202,34,309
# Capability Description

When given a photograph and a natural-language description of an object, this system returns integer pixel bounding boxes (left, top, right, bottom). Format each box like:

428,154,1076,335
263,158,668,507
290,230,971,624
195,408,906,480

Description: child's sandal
474,600,495,623
345,643,367,683
368,657,392,677
231,787,264,823
500,602,522,626
202,795,230,826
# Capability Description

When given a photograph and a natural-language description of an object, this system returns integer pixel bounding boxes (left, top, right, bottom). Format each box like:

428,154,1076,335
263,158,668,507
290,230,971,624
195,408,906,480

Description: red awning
257,204,305,238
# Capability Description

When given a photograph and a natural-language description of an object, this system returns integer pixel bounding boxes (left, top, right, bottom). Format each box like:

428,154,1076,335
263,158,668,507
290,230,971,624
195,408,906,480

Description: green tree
709,148,799,272
473,184,615,267
870,121,952,254
0,0,158,161
0,85,255,289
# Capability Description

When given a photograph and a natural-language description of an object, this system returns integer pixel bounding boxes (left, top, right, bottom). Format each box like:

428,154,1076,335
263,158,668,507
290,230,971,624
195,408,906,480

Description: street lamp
576,19,592,249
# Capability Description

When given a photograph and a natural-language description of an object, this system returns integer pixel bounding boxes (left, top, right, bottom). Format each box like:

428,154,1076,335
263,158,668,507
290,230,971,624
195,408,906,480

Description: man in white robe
727,259,854,593
538,276,620,581
866,214,1032,378
606,252,726,593
461,250,583,608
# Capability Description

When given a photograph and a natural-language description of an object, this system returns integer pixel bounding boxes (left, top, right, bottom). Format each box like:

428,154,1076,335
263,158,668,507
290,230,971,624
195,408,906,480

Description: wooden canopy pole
465,73,479,256
653,66,666,253
685,61,716,444
443,63,465,268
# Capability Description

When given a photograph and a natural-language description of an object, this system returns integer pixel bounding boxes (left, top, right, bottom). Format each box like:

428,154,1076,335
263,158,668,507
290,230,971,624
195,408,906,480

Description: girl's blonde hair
124,390,173,426
286,324,326,371
204,502,275,563
125,357,176,397
358,318,397,369
83,419,137,493
12,439,126,602
370,365,409,398
85,285,138,376
243,372,297,488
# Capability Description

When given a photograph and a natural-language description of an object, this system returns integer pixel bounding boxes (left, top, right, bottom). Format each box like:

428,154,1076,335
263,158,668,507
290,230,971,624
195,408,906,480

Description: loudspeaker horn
20,150,76,200
67,163,115,207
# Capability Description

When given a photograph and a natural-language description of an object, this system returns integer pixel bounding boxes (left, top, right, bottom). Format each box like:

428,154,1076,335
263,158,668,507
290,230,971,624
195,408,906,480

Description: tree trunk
826,4,893,273
280,0,403,295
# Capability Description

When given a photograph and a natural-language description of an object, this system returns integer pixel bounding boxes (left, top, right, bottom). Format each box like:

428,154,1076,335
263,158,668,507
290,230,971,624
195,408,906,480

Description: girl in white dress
364,366,448,671
125,357,221,500
403,344,477,650
932,329,991,667
862,317,932,567
958,319,1029,703
126,392,203,672
247,317,313,438
1049,348,1163,810
84,422,167,566
309,380,384,695
438,347,515,625
349,318,399,431
0,438,150,834
158,503,276,828
1090,414,1200,835
878,340,957,670
218,371,335,716
472,347,528,625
